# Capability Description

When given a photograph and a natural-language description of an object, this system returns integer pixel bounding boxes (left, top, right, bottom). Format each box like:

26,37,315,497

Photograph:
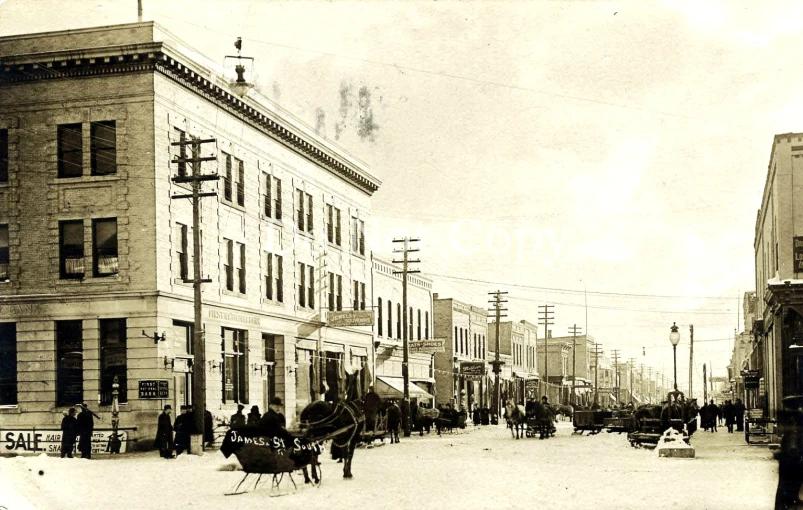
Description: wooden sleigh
220,429,323,496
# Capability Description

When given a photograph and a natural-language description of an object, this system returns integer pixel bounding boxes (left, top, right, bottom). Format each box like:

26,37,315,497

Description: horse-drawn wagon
627,390,695,448
603,408,637,433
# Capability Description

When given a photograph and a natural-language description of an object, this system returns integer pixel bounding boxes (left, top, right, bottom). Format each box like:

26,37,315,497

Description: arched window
417,309,422,340
388,301,393,339
425,311,429,339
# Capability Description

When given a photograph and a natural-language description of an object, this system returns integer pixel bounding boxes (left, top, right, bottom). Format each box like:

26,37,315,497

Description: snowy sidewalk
0,423,779,510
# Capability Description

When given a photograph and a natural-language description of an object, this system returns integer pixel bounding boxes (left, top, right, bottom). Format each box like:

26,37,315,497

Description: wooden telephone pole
488,291,508,419
688,324,694,399
171,135,217,453
592,344,603,407
568,324,582,405
611,349,621,402
538,304,554,401
392,237,419,437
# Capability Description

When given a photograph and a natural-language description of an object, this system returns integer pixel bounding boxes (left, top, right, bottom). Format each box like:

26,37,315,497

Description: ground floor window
295,348,315,416
173,321,193,407
263,334,278,402
56,320,83,406
100,318,127,405
0,322,16,405
222,328,248,404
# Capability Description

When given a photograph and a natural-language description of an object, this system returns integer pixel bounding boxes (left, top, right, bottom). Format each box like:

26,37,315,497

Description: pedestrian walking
246,405,261,426
708,400,719,432
76,403,95,459
723,400,735,433
734,398,746,432
230,404,246,430
154,405,174,459
204,407,215,446
60,408,78,458
174,405,192,455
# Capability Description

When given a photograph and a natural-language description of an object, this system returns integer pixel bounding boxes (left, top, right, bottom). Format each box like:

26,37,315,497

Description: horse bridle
301,401,365,448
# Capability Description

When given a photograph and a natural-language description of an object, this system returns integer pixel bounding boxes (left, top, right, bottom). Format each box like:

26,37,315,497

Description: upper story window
425,311,429,339
327,205,342,246
222,153,245,207
174,128,187,178
59,220,85,279
264,175,282,220
176,223,188,281
0,225,8,282
351,217,365,255
377,297,383,336
0,129,8,183
58,122,117,178
58,124,83,178
328,272,344,311
265,252,284,302
224,239,234,292
387,301,393,339
90,121,117,175
298,263,315,309
296,190,313,234
237,242,246,294
92,218,118,277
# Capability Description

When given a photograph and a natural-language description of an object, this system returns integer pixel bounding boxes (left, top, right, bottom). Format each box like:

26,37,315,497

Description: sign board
1,429,128,455
460,361,486,380
138,380,169,399
742,370,760,389
327,310,374,327
795,236,803,273
409,339,445,354
525,379,539,391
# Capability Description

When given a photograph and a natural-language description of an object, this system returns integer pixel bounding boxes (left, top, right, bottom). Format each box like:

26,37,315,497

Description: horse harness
302,401,365,448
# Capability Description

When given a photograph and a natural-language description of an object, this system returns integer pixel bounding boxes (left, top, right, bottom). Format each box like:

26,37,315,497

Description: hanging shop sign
741,370,760,389
525,379,539,391
460,361,486,380
409,339,445,354
327,310,375,327
138,379,170,399
1,429,128,455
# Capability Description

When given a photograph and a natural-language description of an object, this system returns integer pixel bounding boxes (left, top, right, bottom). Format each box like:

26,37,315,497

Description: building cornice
0,41,381,196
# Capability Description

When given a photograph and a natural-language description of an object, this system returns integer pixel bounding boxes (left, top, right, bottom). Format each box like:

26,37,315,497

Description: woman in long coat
154,405,174,458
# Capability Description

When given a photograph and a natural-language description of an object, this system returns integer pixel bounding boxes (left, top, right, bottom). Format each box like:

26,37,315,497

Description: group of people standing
154,404,216,458
59,403,97,459
699,398,746,433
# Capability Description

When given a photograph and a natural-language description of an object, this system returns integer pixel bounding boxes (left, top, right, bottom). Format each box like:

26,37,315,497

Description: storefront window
56,320,83,406
100,318,127,405
221,328,248,404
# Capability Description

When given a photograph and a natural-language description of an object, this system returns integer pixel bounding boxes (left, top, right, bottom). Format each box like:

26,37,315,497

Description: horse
383,400,402,443
504,401,527,439
416,407,439,435
551,404,574,422
299,400,364,479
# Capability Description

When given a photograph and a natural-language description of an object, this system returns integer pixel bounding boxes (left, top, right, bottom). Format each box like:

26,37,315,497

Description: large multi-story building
0,22,382,445
729,292,757,404
432,294,488,409
538,333,596,404
753,133,803,435
371,255,435,402
487,320,539,407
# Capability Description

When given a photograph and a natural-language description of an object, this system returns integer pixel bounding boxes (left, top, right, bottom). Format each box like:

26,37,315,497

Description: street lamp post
669,322,681,392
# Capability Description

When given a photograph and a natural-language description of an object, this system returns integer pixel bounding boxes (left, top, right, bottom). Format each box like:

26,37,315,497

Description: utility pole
647,367,654,404
703,363,708,404
611,349,620,402
171,135,217,454
592,344,602,406
628,358,636,405
568,324,582,406
488,291,508,421
538,304,554,401
392,237,420,437
689,324,694,399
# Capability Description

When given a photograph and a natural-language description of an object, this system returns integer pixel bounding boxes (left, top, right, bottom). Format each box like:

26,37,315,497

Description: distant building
371,255,435,403
487,320,538,407
432,294,488,410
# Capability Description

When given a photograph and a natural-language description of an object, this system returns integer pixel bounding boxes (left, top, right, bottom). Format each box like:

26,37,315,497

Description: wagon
573,410,612,435
361,408,388,444
603,409,637,433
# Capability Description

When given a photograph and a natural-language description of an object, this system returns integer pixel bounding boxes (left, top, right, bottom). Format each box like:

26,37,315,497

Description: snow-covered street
0,422,778,510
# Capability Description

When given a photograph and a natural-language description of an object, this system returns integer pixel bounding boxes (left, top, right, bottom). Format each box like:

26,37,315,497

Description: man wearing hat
174,405,192,455
230,404,246,430
155,405,174,459
260,397,286,430
75,403,95,459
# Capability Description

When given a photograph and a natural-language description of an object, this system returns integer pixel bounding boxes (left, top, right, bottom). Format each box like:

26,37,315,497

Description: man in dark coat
174,405,192,455
230,404,246,430
723,400,736,433
204,407,215,446
76,403,95,459
362,387,381,433
257,397,294,447
60,408,78,458
734,398,746,432
155,405,174,459
708,400,719,432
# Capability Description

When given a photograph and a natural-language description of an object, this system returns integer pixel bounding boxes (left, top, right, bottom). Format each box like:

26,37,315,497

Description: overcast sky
3,0,798,395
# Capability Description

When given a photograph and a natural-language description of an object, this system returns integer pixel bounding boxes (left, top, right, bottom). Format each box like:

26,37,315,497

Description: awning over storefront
375,376,434,399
